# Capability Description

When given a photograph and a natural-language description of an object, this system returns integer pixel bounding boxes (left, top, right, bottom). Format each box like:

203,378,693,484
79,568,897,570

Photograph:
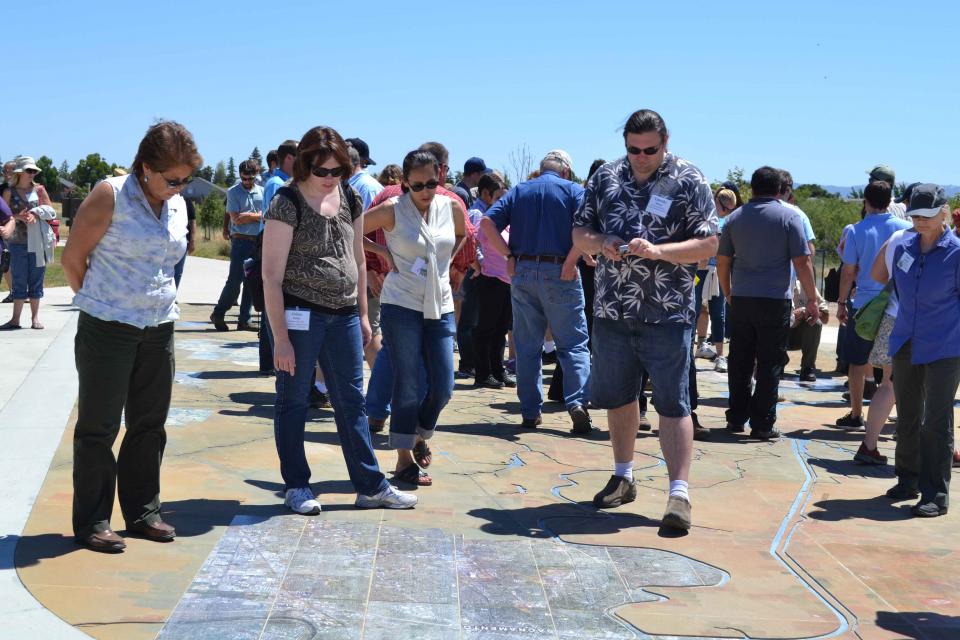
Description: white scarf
414,201,443,320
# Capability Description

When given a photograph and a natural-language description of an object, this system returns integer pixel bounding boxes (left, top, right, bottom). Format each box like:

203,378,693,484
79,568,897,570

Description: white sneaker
285,487,321,515
695,342,717,360
355,484,418,509
714,356,728,373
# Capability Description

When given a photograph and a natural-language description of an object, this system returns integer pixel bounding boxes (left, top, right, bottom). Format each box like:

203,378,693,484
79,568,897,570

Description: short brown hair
378,164,402,186
132,120,202,179
291,127,352,184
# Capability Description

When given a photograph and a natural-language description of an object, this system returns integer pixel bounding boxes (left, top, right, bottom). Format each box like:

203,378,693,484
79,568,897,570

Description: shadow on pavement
807,496,913,522
875,610,960,639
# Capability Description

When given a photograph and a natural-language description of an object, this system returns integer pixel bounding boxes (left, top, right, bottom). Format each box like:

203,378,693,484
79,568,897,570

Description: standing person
377,164,402,187
346,138,383,209
363,150,466,487
261,149,278,183
883,185,960,517
453,156,486,208
867,164,908,219
173,198,196,289
572,109,718,530
211,160,263,332
694,188,736,371
1,160,16,301
61,121,201,552
717,166,818,441
262,126,416,513
480,149,592,434
0,157,57,331
471,173,513,388
835,181,911,433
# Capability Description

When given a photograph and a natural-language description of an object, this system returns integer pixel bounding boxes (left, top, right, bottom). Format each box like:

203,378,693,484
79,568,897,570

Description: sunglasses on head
311,166,346,178
626,144,661,156
408,180,439,192
160,173,193,189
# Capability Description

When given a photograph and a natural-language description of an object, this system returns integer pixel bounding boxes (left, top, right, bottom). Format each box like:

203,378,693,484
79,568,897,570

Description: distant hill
821,185,960,198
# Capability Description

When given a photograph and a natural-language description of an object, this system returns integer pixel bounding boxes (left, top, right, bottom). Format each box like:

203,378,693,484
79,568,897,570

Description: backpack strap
275,185,302,228
341,182,361,219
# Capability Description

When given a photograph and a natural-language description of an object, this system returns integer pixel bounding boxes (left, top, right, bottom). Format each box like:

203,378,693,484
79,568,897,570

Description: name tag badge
410,257,429,278
646,194,673,218
897,252,915,273
284,308,310,331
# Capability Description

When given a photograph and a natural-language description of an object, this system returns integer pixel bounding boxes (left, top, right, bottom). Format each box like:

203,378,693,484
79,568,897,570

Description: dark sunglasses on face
311,166,346,178
240,174,257,181
408,180,440,192
161,173,193,188
25,168,40,175
626,144,661,156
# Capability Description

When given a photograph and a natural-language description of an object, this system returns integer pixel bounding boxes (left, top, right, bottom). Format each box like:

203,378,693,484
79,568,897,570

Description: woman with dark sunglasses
261,126,416,515
363,150,466,487
62,121,201,552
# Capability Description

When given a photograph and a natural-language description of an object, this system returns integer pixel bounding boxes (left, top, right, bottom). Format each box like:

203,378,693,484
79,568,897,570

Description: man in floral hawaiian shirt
572,109,719,531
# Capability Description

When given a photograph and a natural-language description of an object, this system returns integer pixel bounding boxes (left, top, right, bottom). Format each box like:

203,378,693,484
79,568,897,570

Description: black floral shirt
573,154,718,324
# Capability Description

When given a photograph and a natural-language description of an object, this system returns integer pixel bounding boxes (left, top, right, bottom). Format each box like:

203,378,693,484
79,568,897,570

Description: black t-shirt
185,198,196,244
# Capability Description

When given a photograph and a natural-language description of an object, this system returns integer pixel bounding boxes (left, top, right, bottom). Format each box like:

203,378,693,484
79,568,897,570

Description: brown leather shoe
126,519,176,542
79,529,126,553
661,496,692,531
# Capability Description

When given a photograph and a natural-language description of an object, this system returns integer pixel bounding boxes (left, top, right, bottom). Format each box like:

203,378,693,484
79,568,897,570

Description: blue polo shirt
889,229,960,364
485,170,584,257
348,170,384,210
841,212,912,309
260,169,290,232
226,183,264,236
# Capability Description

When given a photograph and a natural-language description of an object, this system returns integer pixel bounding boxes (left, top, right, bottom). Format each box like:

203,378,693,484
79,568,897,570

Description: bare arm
353,216,371,345
61,181,115,293
0,217,14,240
627,235,719,265
451,200,466,258
362,201,396,234
716,254,733,300
871,239,891,284
479,217,510,257
262,219,294,373
792,255,820,319
836,262,857,324
572,226,628,262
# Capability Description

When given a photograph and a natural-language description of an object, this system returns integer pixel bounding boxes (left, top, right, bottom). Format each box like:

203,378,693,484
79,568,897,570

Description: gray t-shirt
718,197,810,299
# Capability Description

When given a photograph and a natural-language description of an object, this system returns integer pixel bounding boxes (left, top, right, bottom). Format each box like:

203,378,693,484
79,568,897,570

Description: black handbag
0,248,10,274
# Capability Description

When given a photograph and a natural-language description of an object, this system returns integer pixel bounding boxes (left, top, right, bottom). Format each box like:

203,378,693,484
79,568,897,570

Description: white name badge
897,252,915,273
284,308,310,331
410,256,428,278
646,194,673,217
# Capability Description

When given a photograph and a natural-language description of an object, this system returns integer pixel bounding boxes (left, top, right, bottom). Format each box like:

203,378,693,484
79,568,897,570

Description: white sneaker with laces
714,356,728,373
356,484,418,509
285,487,321,515
695,342,717,360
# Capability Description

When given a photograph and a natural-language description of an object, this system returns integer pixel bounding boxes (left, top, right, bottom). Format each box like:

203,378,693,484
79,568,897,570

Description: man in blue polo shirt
345,138,382,210
480,149,592,435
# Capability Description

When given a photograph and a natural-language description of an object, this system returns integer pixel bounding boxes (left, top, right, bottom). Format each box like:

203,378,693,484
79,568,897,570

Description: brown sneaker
853,443,887,465
593,475,637,508
661,495,692,531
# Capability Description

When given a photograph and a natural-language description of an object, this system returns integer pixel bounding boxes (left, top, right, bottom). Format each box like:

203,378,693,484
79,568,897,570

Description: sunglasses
160,173,193,189
25,168,40,175
408,180,440,192
311,166,346,178
626,144,661,156
240,174,257,181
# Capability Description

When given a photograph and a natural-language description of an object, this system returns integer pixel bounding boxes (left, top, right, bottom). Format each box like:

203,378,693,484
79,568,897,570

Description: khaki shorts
868,313,895,367
367,292,382,336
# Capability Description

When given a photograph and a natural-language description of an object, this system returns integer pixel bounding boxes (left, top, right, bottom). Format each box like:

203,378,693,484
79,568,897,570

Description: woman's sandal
31,320,44,330
395,463,432,486
0,321,21,331
413,440,433,468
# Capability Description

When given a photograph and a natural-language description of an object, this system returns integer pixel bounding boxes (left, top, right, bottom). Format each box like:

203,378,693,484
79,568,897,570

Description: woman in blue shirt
885,184,960,518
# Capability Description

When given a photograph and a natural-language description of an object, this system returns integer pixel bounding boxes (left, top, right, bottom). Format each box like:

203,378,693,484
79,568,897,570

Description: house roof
181,177,227,200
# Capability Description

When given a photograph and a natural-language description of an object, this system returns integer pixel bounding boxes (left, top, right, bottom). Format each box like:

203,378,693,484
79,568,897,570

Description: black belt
231,233,258,241
516,254,565,264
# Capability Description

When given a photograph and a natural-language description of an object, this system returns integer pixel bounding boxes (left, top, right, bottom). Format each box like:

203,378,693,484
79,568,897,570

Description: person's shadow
875,610,960,638
807,496,912,522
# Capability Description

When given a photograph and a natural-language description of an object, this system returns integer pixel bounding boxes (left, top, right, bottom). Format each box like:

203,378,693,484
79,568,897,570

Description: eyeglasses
408,180,440,192
160,173,193,189
311,166,346,178
626,144,661,156
240,174,257,181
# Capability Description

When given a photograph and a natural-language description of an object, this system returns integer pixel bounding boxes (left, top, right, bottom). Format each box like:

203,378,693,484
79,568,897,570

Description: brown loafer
126,519,176,542
661,496,692,531
79,529,126,553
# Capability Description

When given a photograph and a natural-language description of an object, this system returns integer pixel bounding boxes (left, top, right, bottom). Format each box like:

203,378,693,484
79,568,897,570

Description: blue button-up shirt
260,168,290,232
889,228,960,364
226,183,264,236
485,170,583,257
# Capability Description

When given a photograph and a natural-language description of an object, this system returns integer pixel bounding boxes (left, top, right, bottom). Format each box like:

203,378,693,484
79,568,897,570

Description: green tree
73,153,114,188
197,192,226,240
794,183,836,199
796,194,861,252
213,160,227,186
58,160,71,181
35,156,61,198
725,166,746,188
226,157,237,185
197,165,214,182
249,147,263,169
848,186,864,199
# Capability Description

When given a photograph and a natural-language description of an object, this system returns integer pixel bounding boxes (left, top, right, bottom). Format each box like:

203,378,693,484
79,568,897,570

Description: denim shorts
843,306,875,366
9,243,45,300
591,317,692,417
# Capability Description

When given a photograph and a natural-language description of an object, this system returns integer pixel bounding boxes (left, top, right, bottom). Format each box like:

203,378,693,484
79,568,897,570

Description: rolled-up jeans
379,303,455,450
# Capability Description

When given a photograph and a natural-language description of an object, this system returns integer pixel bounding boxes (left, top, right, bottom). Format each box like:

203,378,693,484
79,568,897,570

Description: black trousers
456,269,480,372
472,274,512,381
72,312,174,538
726,297,791,430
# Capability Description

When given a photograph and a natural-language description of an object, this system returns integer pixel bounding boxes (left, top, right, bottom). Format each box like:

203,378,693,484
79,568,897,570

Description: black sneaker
541,350,558,365
751,427,781,441
798,368,817,383
726,423,745,433
1,293,12,303
692,412,711,441
209,313,229,332
835,411,865,429
885,483,919,501
474,375,504,389
309,388,331,409
455,368,475,380
638,412,652,432
521,416,542,429
498,372,517,388
569,406,594,435
911,500,948,517
593,475,637,508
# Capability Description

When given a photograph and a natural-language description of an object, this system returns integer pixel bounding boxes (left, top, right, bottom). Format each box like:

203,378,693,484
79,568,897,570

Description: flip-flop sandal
395,463,432,486
413,440,433,468
0,321,21,331
31,321,44,330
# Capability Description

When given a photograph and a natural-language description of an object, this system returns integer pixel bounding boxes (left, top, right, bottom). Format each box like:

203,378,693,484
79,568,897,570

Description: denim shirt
74,175,187,328
889,229,960,364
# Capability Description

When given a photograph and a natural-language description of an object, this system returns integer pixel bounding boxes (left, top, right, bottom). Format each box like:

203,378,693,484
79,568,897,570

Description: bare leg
863,366,895,449
395,448,415,473
10,299,24,325
659,415,693,483
29,298,40,325
847,363,867,418
363,334,382,370
609,402,640,464
507,331,515,360
696,306,708,342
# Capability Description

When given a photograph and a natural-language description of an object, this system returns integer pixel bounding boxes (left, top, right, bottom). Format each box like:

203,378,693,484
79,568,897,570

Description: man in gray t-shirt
717,166,819,439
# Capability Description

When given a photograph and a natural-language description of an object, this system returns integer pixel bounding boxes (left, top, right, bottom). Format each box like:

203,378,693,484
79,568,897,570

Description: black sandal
395,463,432,486
413,440,433,468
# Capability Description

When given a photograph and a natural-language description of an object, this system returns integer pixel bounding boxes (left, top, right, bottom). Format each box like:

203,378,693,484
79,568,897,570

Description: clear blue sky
6,1,959,187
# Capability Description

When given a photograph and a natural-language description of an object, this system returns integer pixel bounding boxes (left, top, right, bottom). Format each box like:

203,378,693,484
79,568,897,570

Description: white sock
614,461,634,481
315,381,327,393
669,480,689,501
543,340,556,354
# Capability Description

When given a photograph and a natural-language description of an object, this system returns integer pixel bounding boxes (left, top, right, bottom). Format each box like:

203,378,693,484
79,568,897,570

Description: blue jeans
9,243,44,300
511,261,590,419
695,269,726,343
379,304,454,450
270,310,388,496
365,337,428,421
213,237,257,324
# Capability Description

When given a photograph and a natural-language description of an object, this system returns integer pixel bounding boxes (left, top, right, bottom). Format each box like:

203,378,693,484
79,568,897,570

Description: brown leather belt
516,254,565,264
231,233,259,241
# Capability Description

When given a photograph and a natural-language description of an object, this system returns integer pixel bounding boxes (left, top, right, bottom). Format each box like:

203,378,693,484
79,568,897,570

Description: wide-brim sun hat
13,156,40,173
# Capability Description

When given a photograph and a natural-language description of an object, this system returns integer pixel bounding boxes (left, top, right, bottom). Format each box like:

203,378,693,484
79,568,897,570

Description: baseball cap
905,183,947,218
345,138,376,166
463,157,486,174
542,149,573,170
867,164,895,186
896,181,921,204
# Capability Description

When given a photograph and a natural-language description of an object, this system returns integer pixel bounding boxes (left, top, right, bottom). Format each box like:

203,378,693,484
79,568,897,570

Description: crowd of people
7,107,958,553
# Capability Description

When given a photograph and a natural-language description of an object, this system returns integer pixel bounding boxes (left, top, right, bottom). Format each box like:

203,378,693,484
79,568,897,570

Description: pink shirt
479,226,510,284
